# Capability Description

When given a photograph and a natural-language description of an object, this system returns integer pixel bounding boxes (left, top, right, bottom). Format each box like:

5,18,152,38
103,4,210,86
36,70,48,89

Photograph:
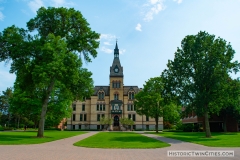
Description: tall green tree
163,103,181,128
0,88,13,127
0,7,99,137
134,77,167,133
162,31,239,137
219,78,240,132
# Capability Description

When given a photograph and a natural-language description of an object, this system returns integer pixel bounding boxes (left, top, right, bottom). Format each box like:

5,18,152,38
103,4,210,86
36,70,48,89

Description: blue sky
0,0,240,92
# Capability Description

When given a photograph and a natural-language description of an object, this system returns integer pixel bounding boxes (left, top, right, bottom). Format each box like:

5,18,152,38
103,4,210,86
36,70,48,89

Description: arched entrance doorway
113,115,119,126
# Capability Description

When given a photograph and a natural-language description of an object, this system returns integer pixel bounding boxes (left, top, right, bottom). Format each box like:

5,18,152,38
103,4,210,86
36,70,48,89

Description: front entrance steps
113,126,120,131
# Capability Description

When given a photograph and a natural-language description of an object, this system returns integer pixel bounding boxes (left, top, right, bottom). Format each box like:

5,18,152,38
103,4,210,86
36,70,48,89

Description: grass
0,130,86,145
74,132,170,148
154,131,240,147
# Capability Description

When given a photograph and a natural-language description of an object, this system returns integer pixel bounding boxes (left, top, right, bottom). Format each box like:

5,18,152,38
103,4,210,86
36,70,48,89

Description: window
114,94,119,100
131,105,134,111
97,114,100,121
72,125,75,130
97,104,99,111
127,104,134,111
133,125,136,130
97,125,100,130
100,104,102,111
112,81,121,88
128,92,135,100
98,91,105,100
80,114,83,121
132,114,136,121
79,125,81,129
82,104,85,111
103,104,105,111
72,104,76,111
128,114,131,119
72,114,75,121
97,114,104,121
146,116,149,121
146,125,149,130
84,114,87,121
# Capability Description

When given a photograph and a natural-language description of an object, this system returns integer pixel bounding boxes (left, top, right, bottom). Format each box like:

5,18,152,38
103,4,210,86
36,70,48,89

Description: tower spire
114,40,119,58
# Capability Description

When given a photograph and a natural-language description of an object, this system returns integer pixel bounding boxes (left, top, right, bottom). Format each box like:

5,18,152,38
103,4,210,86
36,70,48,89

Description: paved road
0,131,239,160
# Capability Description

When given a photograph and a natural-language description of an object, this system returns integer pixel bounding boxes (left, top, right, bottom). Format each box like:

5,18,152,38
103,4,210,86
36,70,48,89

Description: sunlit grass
0,131,86,145
154,132,240,147
74,132,170,148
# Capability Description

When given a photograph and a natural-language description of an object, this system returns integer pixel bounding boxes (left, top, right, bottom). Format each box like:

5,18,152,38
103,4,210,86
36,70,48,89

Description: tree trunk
17,116,20,129
155,116,159,133
204,110,211,138
223,114,227,132
37,79,55,137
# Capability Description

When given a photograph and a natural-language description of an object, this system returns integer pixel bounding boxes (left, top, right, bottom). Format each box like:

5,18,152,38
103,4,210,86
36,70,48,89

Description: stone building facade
67,42,163,130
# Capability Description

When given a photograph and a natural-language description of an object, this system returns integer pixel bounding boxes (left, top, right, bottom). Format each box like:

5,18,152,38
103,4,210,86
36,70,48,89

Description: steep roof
93,86,110,96
110,42,123,77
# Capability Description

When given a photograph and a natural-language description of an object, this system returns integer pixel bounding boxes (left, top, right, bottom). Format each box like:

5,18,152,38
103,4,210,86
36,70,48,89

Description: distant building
182,108,239,132
67,42,163,131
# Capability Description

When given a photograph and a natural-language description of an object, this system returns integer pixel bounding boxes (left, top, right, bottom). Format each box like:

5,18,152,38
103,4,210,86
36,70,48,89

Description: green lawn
154,132,240,147
74,132,170,148
0,130,86,145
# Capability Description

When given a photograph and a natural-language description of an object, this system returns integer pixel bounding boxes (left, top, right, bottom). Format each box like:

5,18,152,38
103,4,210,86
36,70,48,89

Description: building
182,108,239,132
67,42,163,131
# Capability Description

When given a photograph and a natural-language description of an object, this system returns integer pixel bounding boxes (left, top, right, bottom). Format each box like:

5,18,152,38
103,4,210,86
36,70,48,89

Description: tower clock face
114,68,119,73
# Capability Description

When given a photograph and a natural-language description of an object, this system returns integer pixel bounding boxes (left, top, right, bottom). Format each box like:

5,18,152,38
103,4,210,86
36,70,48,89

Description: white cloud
135,23,142,31
101,46,113,54
50,0,74,7
174,0,183,4
0,10,4,21
100,34,116,41
103,42,112,45
143,0,165,22
119,49,126,55
28,0,44,13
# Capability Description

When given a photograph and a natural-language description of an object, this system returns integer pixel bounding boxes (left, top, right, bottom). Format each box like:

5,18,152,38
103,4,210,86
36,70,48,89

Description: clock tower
109,42,124,127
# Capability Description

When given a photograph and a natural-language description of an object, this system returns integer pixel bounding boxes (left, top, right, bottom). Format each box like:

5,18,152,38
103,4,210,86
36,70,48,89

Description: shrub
175,121,183,131
0,125,4,131
182,123,194,132
3,127,14,131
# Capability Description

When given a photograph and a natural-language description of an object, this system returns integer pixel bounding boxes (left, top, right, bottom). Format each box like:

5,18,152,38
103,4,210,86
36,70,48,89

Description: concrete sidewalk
0,131,239,160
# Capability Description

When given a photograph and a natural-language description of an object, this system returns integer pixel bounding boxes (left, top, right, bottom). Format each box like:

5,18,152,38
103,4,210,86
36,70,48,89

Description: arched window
98,90,105,100
114,91,119,100
128,91,135,100
112,81,121,88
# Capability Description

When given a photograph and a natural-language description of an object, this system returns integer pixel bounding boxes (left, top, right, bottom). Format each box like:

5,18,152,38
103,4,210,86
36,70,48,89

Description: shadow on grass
110,136,158,143
0,134,52,141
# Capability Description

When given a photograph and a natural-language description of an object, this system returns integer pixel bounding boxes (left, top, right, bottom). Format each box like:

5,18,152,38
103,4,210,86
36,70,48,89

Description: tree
99,117,113,130
0,7,100,137
162,31,239,137
119,117,134,130
219,78,240,132
163,103,181,129
0,88,13,127
134,77,167,133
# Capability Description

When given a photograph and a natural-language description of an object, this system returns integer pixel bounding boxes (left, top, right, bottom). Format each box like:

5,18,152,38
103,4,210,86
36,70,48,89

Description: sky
0,0,240,92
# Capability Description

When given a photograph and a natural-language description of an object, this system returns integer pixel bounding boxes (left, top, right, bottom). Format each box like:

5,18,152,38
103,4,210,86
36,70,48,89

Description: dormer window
98,90,105,100
128,91,135,100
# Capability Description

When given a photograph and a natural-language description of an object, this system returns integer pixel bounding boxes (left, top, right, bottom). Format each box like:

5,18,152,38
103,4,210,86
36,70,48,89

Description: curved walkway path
0,131,239,160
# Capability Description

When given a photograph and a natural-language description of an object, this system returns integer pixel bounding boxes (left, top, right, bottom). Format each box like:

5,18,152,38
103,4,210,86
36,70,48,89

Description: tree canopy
134,77,168,133
162,31,240,137
0,7,100,137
